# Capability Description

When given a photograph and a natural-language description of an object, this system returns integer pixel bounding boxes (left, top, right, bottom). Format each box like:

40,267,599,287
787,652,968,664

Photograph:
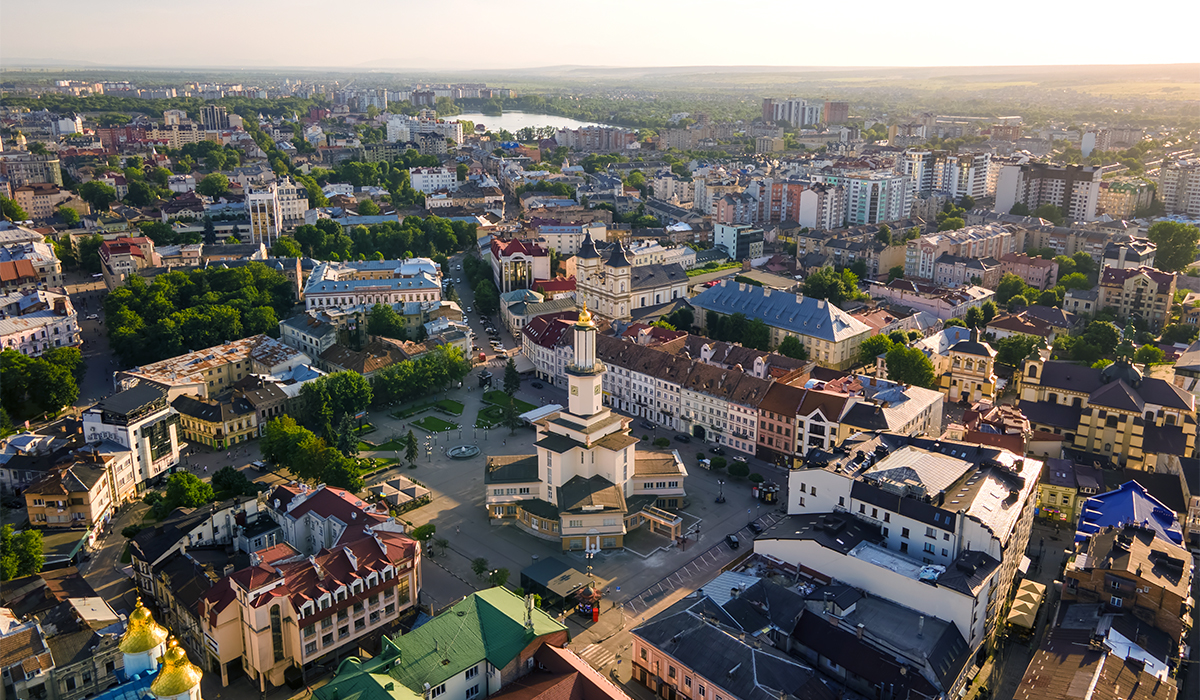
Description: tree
744,319,772,351
875,224,892,246
965,306,983,328
777,336,808,361
1146,221,1200,272
728,462,750,479
888,330,910,346
0,525,43,581
1071,251,1095,278
802,266,863,304
405,430,419,468
885,345,937,388
1058,273,1092,291
79,181,118,212
196,173,231,197
410,524,436,546
944,318,966,328
859,335,894,365
1084,321,1122,355
271,237,303,258
959,195,975,210
503,400,522,434
887,265,905,282
457,163,469,182
0,196,28,222
1033,204,1065,226
202,217,216,245
980,300,997,325
1160,324,1199,345
1134,345,1165,365
212,466,257,499
994,335,1040,367
472,558,490,579
124,180,157,207
433,537,450,557
938,217,965,232
357,199,381,216
995,273,1027,305
489,567,510,588
503,358,520,394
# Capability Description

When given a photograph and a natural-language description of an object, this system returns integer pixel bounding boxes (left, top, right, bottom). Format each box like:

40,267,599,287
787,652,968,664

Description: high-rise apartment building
199,104,230,130
823,101,850,125
903,151,991,199
994,163,1101,222
0,153,63,186
761,98,823,127
819,172,913,225
247,181,284,247
1158,159,1200,218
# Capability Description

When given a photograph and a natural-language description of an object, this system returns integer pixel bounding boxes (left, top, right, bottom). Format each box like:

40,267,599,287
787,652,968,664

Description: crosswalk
577,643,618,670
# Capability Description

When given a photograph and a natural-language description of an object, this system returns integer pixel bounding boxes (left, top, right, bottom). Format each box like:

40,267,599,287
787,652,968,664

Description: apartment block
1098,266,1176,331
0,153,63,187
1097,178,1154,219
996,253,1059,290
81,383,182,490
994,163,1101,222
904,223,1024,280
1157,159,1200,218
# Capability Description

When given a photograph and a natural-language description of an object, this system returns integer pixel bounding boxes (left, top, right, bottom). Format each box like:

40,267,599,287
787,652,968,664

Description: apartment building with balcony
1157,159,1200,218
0,289,80,356
994,163,1102,222
904,223,1025,280
24,458,115,530
81,382,182,492
1097,266,1176,332
201,528,420,690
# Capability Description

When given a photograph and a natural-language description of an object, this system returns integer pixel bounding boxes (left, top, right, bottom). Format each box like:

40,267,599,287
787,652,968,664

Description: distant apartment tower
199,104,230,130
819,172,912,225
762,98,822,127
1097,178,1154,219
823,101,850,125
993,163,1101,222
247,181,283,247
0,153,63,186
903,151,990,199
1158,159,1200,219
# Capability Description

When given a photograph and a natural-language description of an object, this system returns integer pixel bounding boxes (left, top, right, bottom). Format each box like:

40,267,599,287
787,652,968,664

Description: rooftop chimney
856,623,865,640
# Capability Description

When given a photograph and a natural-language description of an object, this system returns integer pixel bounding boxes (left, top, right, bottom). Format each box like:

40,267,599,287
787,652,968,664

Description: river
457,111,610,133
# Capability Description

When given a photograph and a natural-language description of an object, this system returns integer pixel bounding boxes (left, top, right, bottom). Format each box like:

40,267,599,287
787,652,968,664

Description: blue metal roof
690,280,871,343
1076,480,1183,546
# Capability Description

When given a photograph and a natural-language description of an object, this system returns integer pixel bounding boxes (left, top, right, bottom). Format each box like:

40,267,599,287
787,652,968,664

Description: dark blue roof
1076,480,1182,546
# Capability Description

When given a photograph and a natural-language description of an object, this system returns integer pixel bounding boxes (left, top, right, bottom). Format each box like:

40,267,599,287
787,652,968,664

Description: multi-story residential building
202,528,420,690
116,335,310,400
484,308,688,550
866,279,994,322
1157,159,1200,218
12,183,82,221
762,97,823,127
818,171,912,225
41,597,126,700
424,181,504,212
409,166,458,195
98,236,158,290
631,592,830,700
1018,352,1196,471
0,611,55,700
0,152,63,187
764,431,1040,652
312,588,572,700
81,382,182,491
823,101,850,124
690,281,872,370
246,181,283,246
489,238,551,293
904,223,1025,280
304,258,441,312
171,391,259,450
199,104,230,130
713,192,756,225
1,240,63,287
536,222,606,257
932,254,1001,288
1102,236,1156,270
0,259,40,294
0,289,79,356
278,313,339,359
678,362,771,456
996,252,1059,290
575,235,688,321
554,125,637,151
712,223,764,261
994,163,1102,222
1096,178,1154,219
147,123,208,150
1035,457,1102,525
903,151,991,199
522,311,576,387
24,457,115,530
1062,523,1192,642
1097,266,1176,331
264,482,392,555
277,176,309,230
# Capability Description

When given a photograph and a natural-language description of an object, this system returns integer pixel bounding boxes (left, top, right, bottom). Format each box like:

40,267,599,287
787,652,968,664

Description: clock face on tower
571,386,579,395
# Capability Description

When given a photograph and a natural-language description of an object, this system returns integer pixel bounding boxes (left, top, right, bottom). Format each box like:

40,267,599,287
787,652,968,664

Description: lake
457,111,610,133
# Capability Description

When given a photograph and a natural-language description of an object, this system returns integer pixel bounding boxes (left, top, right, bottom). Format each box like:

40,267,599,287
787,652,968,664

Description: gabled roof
690,281,870,343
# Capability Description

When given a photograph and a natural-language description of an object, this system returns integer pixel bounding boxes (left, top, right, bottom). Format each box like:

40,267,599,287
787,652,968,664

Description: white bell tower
566,303,604,417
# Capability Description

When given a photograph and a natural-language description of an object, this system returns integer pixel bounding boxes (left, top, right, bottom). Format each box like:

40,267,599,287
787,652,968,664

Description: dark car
725,534,740,549
748,522,764,534
674,434,692,443
708,446,725,455
639,420,656,430
531,381,544,389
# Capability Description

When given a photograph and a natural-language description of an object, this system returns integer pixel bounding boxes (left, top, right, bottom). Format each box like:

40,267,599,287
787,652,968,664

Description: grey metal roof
690,280,871,342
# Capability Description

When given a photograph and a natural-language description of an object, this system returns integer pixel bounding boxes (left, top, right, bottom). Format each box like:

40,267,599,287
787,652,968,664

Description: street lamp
716,479,725,503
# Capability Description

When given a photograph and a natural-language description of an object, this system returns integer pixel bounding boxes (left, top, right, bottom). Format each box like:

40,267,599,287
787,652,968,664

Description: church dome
1101,358,1142,387
150,638,203,697
119,597,169,654
577,232,601,260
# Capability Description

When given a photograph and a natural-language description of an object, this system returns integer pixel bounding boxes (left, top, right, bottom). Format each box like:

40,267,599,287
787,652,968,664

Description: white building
814,172,913,225
409,166,459,195
903,151,991,199
0,289,80,356
304,259,441,312
994,163,1101,222
576,235,688,321
81,382,182,492
1158,159,1200,218
247,181,284,247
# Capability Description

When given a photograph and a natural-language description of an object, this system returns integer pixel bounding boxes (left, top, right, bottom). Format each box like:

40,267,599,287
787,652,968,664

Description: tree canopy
884,345,937,388
1146,221,1200,273
802,266,865,305
859,334,895,365
0,348,81,421
0,525,43,581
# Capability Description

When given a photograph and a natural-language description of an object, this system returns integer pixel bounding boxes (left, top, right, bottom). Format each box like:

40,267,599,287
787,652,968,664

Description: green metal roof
316,588,566,700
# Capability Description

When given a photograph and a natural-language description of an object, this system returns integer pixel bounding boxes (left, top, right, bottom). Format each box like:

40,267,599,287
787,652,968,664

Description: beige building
24,457,116,530
576,234,690,322
1096,178,1154,219
1098,266,1176,331
171,391,259,450
201,529,420,690
117,335,310,400
937,330,997,404
12,183,83,220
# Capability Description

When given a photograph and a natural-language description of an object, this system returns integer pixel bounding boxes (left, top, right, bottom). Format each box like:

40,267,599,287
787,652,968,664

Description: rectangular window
925,527,936,538
924,543,935,554
465,685,479,700
901,528,910,539
430,685,446,699
668,666,676,679
1110,596,1122,607
466,666,479,680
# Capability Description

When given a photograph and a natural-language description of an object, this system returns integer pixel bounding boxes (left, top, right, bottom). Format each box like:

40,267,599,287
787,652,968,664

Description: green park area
437,399,465,416
482,391,536,413
413,416,459,433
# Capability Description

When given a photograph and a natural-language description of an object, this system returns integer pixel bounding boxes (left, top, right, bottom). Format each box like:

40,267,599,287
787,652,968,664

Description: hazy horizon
3,0,1199,71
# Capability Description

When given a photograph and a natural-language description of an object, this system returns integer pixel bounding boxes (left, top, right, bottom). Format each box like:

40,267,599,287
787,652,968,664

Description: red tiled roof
0,259,37,283
533,277,577,294
492,237,547,259
280,485,390,529
523,312,577,349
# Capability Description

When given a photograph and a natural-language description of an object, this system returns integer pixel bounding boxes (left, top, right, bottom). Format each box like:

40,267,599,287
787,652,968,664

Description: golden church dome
577,301,594,327
150,637,203,697
119,597,170,654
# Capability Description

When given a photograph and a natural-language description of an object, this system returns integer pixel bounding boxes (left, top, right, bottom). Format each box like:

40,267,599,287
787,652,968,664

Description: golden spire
119,597,170,654
577,300,594,327
150,637,203,697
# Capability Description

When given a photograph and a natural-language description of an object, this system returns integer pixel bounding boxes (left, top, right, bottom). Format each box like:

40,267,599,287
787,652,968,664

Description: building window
466,665,479,680
1110,596,1122,607
901,528,910,539
925,527,936,538
270,604,285,662
640,648,648,661
466,685,479,700
430,685,446,699
668,666,676,679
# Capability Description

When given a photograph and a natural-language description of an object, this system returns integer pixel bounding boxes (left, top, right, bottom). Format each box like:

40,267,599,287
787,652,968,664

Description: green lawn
413,416,459,433
476,406,505,428
482,391,536,413
357,440,377,451
371,439,406,452
437,399,465,416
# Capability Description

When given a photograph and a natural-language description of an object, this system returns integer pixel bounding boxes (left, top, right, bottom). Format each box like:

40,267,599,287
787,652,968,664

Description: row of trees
462,255,501,315
703,311,773,352
370,345,473,408
259,415,364,490
802,266,868,305
104,263,294,366
0,347,83,423
273,216,476,263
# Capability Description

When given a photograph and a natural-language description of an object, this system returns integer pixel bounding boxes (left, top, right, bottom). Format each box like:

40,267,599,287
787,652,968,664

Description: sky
3,0,1198,70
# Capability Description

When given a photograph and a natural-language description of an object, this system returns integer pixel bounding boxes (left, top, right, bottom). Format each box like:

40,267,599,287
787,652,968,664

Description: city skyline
3,0,1199,70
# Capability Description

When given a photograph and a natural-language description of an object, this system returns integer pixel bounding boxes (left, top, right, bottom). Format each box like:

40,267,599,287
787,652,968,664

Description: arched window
1027,365,1037,378
270,605,284,662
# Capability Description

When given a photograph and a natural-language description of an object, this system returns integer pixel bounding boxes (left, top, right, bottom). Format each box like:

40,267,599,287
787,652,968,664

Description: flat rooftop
849,541,936,582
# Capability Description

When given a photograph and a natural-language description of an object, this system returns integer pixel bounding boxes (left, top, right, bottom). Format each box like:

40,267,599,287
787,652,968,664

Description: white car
733,456,748,463
86,314,99,320
466,306,473,313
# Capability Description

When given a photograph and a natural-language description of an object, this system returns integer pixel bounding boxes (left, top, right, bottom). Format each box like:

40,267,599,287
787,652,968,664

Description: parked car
748,522,763,534
708,446,725,455
85,314,99,320
531,381,544,389
674,434,692,443
732,455,747,463
466,306,473,313
725,534,740,549
639,420,655,430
